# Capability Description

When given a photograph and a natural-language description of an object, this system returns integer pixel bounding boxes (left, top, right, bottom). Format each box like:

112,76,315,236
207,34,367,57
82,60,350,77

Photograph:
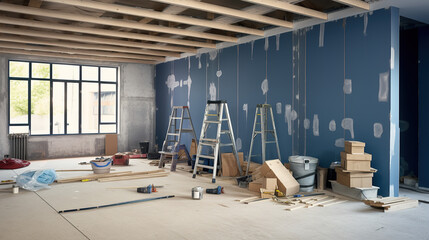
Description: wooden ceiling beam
0,34,176,58
332,0,370,10
243,0,328,20
43,0,265,36
0,47,157,64
0,41,165,61
0,2,237,43
151,0,293,28
0,26,193,54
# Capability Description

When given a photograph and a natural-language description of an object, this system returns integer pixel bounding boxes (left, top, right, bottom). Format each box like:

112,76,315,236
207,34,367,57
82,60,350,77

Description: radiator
8,134,28,160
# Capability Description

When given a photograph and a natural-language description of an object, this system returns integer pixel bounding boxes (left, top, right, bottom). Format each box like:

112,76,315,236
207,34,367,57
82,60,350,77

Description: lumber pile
282,195,347,211
364,197,418,212
56,170,168,183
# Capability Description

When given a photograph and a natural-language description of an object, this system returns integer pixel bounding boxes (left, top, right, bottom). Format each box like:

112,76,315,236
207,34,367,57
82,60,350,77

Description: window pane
67,83,79,134
100,124,116,133
32,63,50,79
9,126,29,134
9,61,29,78
9,80,28,124
82,83,99,133
82,66,98,81
31,80,50,135
101,84,116,123
100,67,117,82
53,82,65,134
52,64,79,80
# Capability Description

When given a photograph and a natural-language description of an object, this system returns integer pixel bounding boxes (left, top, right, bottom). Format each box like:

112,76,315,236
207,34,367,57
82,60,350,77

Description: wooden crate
344,141,365,154
335,167,374,188
341,151,372,171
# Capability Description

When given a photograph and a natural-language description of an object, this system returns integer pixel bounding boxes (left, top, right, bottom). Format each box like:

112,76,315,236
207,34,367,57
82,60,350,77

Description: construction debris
364,197,419,212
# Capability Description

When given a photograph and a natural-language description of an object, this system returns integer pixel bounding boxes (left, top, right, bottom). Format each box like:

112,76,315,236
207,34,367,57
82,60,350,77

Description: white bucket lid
288,155,318,164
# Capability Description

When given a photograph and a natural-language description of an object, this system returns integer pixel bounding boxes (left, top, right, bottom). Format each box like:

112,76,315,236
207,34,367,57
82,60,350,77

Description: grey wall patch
276,102,282,114
264,37,269,51
236,138,242,151
291,110,298,121
251,40,255,60
335,138,345,148
378,72,389,102
166,74,179,108
319,23,325,47
209,83,217,110
363,13,368,36
304,118,310,130
216,70,222,78
329,120,336,131
276,34,280,51
209,50,218,61
344,79,352,94
285,104,292,135
374,123,383,138
243,103,248,122
196,53,202,69
313,114,320,136
341,118,355,139
261,79,269,95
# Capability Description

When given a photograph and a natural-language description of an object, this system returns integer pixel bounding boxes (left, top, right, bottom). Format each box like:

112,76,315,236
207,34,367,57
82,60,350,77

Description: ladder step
265,141,277,144
204,120,221,124
171,117,181,119
166,140,178,142
159,151,177,155
220,143,233,147
201,138,218,142
180,129,194,133
167,133,179,136
195,164,214,169
220,130,230,134
200,142,217,146
197,154,215,160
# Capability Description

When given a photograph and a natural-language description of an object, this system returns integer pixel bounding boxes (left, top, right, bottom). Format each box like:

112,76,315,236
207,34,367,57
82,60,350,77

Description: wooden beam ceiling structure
0,0,372,64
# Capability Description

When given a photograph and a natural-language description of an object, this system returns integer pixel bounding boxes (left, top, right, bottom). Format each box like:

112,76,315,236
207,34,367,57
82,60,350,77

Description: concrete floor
0,157,428,240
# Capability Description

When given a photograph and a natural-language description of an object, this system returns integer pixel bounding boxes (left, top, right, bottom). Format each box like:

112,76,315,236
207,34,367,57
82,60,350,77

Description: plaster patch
291,110,297,121
209,83,216,110
264,37,269,51
216,70,222,78
344,79,352,94
276,102,282,114
165,74,179,108
209,50,218,61
341,118,354,139
251,40,255,60
374,122,383,138
243,104,248,122
304,118,310,130
184,76,192,107
295,94,299,100
319,23,325,47
276,34,280,51
261,79,269,95
285,104,292,135
378,72,389,102
363,13,368,36
313,115,319,136
196,53,202,69
335,138,345,148
329,120,336,132
236,138,242,151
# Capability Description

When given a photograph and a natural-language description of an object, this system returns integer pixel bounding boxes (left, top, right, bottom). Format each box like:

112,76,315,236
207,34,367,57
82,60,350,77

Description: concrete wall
0,54,155,160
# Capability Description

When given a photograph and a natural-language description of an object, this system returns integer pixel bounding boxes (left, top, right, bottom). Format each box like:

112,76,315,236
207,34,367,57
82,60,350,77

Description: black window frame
8,60,119,136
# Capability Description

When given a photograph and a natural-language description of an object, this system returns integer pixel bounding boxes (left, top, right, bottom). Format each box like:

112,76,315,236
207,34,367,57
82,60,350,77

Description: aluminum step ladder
192,100,242,183
246,104,281,175
159,106,197,171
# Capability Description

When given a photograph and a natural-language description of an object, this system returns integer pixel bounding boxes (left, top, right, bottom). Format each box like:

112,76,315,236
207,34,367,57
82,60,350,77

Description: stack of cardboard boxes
336,141,376,188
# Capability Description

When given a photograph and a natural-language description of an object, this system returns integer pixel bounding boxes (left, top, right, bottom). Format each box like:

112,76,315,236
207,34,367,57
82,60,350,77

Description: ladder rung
220,143,233,147
166,140,178,142
159,151,177,155
200,142,217,146
265,141,277,144
220,130,230,134
167,133,179,136
221,119,228,121
180,129,194,133
195,164,214,169
204,120,221,124
171,117,181,119
205,114,218,116
197,154,215,160
201,138,218,142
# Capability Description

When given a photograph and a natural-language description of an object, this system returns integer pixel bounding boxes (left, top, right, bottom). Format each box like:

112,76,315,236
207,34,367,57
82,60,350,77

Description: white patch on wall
363,13,368,36
216,70,222,78
209,50,218,61
291,110,297,121
319,23,325,47
374,122,383,138
276,102,282,114
304,118,310,130
341,118,355,139
183,76,192,108
243,103,248,122
251,40,255,60
236,138,242,151
209,83,217,110
196,53,202,69
344,79,352,94
329,120,336,132
313,114,319,136
391,47,395,70
390,122,397,157
295,94,299,100
261,79,269,95
335,138,345,148
264,37,269,51
285,104,292,135
276,34,280,51
378,72,389,102
166,74,179,108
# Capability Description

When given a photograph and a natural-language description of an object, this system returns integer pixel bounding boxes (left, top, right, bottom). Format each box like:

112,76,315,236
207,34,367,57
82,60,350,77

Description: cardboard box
344,141,365,154
221,152,244,177
249,178,263,192
190,139,198,156
341,152,372,161
260,188,275,198
341,152,372,171
262,178,277,191
105,134,118,156
335,167,374,188
260,159,299,196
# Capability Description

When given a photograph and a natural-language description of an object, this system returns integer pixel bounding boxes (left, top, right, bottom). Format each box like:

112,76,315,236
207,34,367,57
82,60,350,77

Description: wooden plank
332,0,370,10
243,0,328,20
319,199,348,207
152,0,293,28
0,16,215,49
0,2,236,43
98,173,169,182
239,196,259,202
56,169,115,172
244,198,272,204
57,170,164,183
285,203,307,211
221,152,244,177
0,26,192,54
44,0,265,36
384,200,419,212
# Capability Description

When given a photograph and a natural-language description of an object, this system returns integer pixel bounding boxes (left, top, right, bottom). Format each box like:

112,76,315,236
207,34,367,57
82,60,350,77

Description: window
8,61,118,135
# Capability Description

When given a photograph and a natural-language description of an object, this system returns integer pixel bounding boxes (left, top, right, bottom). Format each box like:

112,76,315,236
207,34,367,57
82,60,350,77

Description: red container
112,154,130,165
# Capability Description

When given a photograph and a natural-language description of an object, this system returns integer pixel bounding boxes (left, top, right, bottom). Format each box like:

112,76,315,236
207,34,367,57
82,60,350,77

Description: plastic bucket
90,159,113,174
289,156,318,192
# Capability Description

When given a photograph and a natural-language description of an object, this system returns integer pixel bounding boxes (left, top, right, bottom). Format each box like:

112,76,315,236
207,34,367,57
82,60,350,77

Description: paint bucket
12,185,19,194
289,156,318,192
192,186,203,200
90,159,113,174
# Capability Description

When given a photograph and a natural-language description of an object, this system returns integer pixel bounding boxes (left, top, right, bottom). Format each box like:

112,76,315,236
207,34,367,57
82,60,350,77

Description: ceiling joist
0,26,194,54
0,2,237,43
43,0,265,36
332,0,370,10
151,0,294,28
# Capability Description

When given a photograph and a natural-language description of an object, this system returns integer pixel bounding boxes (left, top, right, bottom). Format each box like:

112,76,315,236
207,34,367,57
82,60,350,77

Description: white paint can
192,186,203,200
12,185,19,194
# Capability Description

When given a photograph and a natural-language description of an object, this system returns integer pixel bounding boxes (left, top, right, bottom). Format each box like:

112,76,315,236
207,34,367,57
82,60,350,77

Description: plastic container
330,180,379,200
192,186,203,200
139,141,150,154
289,155,318,192
90,159,113,174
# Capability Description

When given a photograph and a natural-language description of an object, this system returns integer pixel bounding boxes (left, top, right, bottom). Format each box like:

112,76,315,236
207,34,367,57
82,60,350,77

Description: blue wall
155,8,400,196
